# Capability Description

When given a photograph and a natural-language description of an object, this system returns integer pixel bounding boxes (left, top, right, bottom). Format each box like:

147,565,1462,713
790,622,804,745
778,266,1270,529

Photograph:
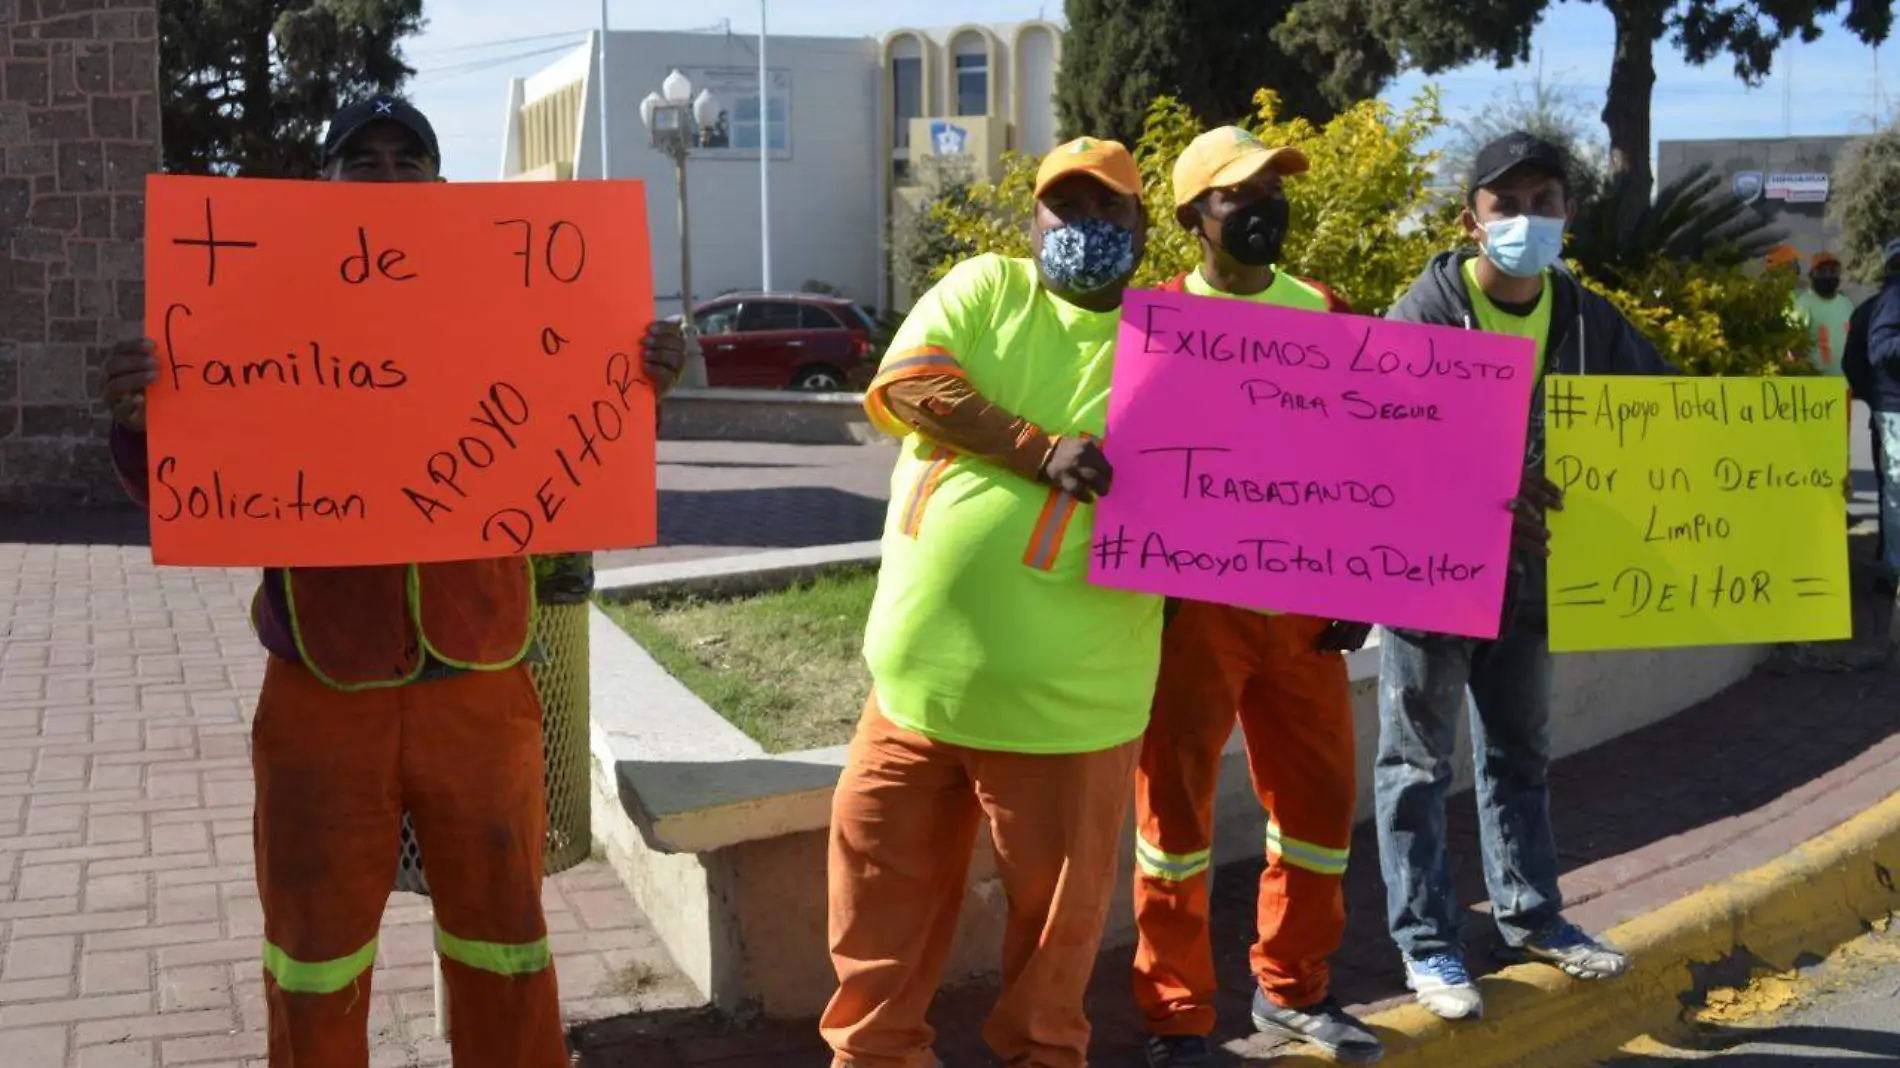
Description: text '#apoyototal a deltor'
1544,374,1850,652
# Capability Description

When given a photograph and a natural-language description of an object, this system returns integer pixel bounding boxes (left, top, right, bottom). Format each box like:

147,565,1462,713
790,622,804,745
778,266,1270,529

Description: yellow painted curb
1265,786,1900,1067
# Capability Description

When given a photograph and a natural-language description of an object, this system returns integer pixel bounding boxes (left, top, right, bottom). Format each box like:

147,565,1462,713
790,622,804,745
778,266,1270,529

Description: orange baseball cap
1811,251,1841,269
1035,137,1143,200
1764,243,1801,269
1172,126,1309,208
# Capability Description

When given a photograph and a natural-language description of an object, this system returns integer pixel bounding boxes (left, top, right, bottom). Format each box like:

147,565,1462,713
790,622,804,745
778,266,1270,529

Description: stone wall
0,0,160,507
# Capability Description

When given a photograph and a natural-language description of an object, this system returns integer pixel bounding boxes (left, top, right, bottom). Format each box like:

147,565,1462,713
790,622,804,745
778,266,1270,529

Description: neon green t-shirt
1184,266,1331,312
862,254,1163,754
1792,290,1853,375
1462,258,1552,383
1184,267,1331,617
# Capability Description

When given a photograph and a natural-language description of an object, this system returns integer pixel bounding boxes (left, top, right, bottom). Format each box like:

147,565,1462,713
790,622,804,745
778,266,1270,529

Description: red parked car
690,292,880,391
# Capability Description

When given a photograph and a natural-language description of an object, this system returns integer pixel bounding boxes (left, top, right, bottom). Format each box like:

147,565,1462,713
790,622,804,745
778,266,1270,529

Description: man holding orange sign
102,96,684,1068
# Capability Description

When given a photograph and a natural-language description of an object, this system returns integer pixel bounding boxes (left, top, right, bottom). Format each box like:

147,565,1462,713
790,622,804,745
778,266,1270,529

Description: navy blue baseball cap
1469,131,1569,195
322,95,441,166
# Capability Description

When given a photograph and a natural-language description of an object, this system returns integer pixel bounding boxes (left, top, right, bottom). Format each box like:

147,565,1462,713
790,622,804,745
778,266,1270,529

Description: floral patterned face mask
1038,217,1137,295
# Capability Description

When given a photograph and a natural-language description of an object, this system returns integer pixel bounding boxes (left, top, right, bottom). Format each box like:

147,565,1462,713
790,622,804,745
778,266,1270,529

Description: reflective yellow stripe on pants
435,926,552,977
1135,834,1212,883
263,938,379,995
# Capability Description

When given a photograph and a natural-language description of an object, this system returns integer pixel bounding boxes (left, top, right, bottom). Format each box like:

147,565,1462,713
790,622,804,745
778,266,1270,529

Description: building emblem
931,121,970,156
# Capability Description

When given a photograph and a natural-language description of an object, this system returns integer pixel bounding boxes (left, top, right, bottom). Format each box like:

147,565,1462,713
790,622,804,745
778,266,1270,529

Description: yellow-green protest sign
1544,374,1850,652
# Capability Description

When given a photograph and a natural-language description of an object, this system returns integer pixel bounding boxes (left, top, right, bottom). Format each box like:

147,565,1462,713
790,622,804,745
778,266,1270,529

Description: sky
404,0,1899,182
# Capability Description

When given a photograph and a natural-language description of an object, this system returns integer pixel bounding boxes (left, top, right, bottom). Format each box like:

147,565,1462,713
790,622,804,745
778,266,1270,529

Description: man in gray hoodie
1377,132,1674,1021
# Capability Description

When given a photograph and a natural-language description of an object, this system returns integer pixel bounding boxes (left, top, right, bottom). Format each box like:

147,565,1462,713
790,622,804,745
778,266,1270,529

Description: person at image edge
99,96,687,1068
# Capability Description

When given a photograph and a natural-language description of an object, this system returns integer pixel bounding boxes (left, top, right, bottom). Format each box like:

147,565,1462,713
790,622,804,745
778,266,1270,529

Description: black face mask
1812,278,1841,298
1218,196,1290,268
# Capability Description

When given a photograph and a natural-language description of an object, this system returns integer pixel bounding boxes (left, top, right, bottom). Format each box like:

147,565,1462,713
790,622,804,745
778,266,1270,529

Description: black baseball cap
1468,131,1569,195
322,95,441,166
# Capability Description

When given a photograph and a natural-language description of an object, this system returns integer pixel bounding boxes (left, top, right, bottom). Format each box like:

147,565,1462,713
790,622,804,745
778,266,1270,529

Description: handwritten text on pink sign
1088,289,1536,638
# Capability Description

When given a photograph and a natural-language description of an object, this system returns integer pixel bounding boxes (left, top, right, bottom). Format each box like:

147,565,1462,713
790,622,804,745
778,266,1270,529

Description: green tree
1276,0,1895,224
1833,122,1900,284
890,156,980,301
161,0,426,177
1056,0,1389,147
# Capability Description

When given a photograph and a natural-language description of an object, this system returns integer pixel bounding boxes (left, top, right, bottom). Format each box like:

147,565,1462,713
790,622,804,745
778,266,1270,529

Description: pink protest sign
1088,288,1536,638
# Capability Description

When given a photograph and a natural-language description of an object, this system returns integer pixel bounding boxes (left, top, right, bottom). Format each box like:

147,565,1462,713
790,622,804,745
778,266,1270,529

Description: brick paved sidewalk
0,442,896,1068
7,441,1894,1068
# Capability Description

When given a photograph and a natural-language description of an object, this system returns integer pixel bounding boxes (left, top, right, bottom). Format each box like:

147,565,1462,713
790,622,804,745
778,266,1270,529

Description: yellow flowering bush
926,89,1461,314
1578,259,1812,377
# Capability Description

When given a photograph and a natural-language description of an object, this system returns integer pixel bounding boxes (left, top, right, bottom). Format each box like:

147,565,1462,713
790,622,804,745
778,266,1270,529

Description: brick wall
0,0,160,507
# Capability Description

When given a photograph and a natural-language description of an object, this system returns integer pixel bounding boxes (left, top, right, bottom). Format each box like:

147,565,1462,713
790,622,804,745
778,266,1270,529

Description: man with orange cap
1128,126,1381,1068
1795,252,1854,374
822,137,1162,1068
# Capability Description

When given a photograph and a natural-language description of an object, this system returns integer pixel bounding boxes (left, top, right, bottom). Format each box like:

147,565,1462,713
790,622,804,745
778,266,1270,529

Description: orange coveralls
822,367,1138,1068
111,426,565,1068
1132,275,1362,1034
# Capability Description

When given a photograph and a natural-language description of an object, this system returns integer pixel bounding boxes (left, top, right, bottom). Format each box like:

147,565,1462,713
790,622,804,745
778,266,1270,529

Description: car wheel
791,365,846,391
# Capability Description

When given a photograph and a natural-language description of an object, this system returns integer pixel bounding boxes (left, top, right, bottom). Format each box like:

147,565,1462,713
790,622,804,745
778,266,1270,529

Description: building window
519,81,582,173
892,56,922,149
955,53,987,117
729,92,789,152
681,67,792,155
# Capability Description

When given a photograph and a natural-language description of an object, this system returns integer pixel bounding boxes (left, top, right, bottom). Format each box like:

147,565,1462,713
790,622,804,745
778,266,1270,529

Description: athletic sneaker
1504,920,1629,979
1251,988,1384,1064
1144,1033,1215,1067
1403,954,1483,1020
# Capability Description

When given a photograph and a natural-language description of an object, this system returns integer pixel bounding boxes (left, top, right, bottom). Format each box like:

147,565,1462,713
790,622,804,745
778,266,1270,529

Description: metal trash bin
394,553,595,897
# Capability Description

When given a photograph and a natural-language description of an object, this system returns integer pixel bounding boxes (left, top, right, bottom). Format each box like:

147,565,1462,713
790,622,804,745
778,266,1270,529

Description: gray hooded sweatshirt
1386,250,1677,635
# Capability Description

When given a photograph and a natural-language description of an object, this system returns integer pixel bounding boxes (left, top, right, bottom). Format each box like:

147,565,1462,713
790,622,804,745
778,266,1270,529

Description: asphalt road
1607,923,1900,1065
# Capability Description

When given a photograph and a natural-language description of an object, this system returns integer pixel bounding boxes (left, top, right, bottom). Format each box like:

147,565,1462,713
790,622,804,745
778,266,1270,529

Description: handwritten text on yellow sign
1545,375,1850,652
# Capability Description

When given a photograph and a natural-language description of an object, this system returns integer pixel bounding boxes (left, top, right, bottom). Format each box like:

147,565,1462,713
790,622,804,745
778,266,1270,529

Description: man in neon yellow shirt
1793,252,1854,375
822,138,1162,1068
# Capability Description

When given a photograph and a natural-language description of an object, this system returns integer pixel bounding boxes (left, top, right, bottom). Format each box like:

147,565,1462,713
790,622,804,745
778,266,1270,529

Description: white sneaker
1404,954,1484,1020
1506,921,1630,980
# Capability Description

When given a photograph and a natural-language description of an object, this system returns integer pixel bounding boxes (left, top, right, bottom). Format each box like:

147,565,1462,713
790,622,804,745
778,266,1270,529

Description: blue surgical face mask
1038,217,1137,295
1481,214,1566,278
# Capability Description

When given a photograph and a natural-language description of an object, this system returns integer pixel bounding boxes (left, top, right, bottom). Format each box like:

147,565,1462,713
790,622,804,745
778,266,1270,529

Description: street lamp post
641,71,720,389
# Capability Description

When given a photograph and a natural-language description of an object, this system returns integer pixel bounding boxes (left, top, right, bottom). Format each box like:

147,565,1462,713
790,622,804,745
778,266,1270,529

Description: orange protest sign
142,175,657,568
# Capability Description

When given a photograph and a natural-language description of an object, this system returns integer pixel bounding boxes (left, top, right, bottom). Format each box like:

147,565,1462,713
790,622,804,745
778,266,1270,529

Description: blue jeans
1374,625,1560,959
1876,412,1900,571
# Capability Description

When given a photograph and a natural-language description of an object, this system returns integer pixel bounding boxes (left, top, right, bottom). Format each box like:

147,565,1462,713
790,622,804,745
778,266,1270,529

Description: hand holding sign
142,175,659,568
1043,435,1114,503
104,337,160,432
1509,468,1565,558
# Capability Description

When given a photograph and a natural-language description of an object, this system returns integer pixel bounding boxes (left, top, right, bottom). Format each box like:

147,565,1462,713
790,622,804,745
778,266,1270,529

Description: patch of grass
601,569,875,753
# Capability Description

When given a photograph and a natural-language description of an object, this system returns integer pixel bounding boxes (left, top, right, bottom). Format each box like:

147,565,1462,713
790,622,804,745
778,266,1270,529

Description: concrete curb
1269,785,1900,1067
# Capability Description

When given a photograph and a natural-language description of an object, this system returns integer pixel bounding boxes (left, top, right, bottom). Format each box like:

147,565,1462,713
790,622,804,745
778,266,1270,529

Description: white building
499,21,1063,314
